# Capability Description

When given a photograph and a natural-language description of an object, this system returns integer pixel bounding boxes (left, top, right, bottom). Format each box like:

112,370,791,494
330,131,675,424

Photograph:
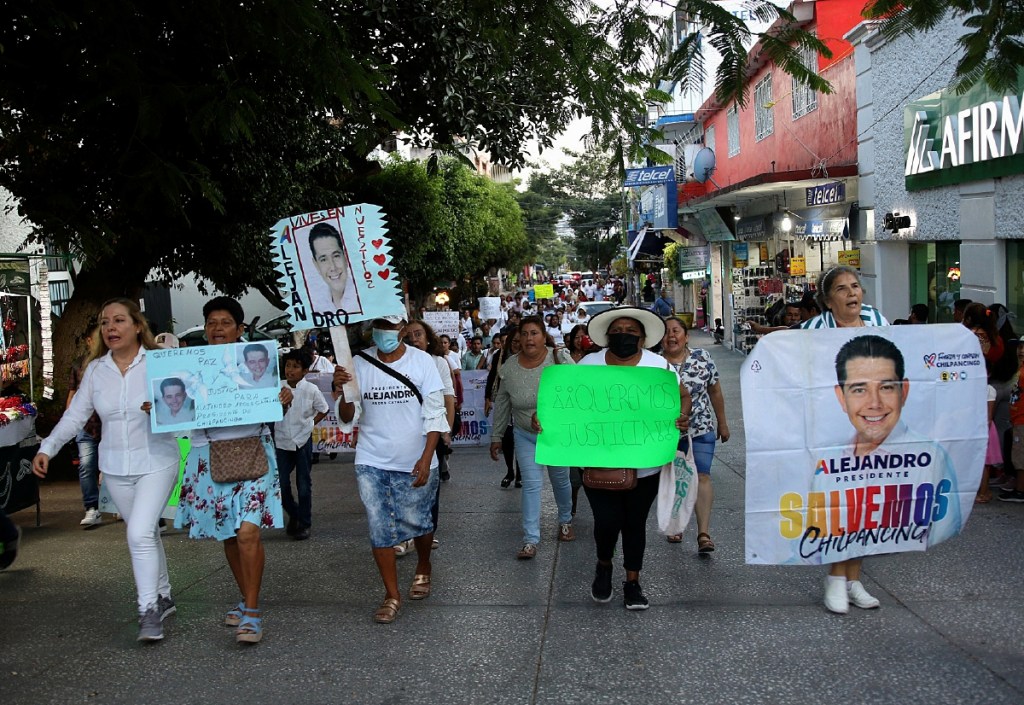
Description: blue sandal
236,608,263,644
224,601,245,627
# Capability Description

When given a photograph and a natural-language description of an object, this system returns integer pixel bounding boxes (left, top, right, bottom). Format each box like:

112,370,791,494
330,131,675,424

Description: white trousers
103,466,178,615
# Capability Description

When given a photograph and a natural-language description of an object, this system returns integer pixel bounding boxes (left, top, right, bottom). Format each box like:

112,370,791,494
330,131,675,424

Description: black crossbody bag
355,350,423,404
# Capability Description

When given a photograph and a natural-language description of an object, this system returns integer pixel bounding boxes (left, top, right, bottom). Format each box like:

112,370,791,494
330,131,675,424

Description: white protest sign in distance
146,342,284,433
269,205,404,331
478,297,502,323
422,311,459,340
741,325,986,566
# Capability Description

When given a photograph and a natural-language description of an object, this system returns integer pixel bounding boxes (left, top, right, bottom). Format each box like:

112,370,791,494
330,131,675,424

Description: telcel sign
623,166,675,187
905,70,1024,190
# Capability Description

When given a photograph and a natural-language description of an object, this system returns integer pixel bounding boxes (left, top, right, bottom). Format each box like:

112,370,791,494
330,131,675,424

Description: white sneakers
825,577,880,613
847,580,881,609
824,576,849,614
80,508,102,527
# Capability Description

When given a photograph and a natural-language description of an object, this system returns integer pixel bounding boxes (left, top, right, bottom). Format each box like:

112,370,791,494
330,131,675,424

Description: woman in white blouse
33,298,180,642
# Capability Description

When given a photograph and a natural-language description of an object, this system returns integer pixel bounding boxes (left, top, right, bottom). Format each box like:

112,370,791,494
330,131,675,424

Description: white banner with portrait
741,325,987,565
452,369,491,446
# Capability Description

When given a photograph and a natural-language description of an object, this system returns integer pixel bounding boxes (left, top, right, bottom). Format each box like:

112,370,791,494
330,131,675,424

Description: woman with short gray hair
802,266,888,330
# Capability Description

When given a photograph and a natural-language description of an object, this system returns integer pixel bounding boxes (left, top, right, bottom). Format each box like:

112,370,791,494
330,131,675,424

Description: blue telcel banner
146,342,283,433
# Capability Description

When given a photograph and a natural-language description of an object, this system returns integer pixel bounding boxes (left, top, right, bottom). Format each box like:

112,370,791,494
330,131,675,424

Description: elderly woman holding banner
574,308,691,610
801,265,889,615
175,297,292,644
489,316,575,559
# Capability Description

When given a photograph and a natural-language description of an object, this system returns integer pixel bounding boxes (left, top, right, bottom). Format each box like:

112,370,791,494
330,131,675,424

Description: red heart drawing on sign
372,239,384,249
378,268,390,279
373,254,386,266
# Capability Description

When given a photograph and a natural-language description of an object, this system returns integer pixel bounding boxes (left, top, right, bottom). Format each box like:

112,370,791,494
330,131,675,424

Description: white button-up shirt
273,378,329,450
39,350,180,476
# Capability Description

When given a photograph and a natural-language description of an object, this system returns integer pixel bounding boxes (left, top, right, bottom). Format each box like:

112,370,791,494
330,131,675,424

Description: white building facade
849,15,1024,322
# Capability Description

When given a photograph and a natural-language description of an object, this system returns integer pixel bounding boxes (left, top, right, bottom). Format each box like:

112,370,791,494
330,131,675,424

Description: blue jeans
513,428,573,545
76,431,100,510
276,438,313,528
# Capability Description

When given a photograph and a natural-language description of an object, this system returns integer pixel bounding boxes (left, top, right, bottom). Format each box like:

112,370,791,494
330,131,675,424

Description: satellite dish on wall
692,148,717,184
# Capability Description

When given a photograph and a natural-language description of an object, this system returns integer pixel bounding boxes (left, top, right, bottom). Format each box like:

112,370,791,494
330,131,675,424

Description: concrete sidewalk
2,330,1023,705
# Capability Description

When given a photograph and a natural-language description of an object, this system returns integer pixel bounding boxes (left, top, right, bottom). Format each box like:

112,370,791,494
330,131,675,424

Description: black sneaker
157,594,176,621
591,563,613,603
294,527,311,541
0,526,21,571
623,580,649,611
998,489,1024,503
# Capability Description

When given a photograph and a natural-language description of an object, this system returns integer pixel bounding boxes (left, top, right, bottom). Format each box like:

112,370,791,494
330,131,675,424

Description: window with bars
727,105,740,157
43,243,67,272
705,125,716,154
791,43,819,120
754,74,774,141
49,280,71,316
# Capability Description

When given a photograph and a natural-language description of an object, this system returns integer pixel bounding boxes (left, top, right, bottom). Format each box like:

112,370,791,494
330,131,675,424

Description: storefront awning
692,208,735,242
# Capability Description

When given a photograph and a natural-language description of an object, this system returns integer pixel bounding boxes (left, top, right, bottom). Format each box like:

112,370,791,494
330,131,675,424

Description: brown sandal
697,532,716,554
409,574,432,600
373,597,401,624
666,534,683,543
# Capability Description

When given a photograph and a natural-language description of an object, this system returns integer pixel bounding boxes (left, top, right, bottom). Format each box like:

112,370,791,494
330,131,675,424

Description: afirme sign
623,166,675,187
904,70,1024,190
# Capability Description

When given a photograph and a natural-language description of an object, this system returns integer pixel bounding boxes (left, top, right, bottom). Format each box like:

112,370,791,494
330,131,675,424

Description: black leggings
584,474,660,572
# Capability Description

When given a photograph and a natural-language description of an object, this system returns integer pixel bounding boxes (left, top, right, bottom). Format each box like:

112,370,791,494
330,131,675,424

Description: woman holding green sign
576,308,691,610
489,316,575,559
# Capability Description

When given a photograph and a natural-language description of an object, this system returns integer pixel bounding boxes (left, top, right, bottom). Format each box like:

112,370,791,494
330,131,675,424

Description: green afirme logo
905,71,1024,191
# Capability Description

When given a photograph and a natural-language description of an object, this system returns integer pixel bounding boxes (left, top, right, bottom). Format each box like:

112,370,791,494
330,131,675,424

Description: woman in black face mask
576,308,691,610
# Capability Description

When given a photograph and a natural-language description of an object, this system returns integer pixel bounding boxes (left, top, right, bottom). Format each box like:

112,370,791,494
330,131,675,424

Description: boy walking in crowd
276,349,330,540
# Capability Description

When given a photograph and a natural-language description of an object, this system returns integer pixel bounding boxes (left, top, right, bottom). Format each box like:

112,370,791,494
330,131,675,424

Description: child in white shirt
275,349,329,540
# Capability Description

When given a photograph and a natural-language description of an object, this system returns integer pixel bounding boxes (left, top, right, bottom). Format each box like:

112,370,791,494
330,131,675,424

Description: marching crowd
2,264,1020,641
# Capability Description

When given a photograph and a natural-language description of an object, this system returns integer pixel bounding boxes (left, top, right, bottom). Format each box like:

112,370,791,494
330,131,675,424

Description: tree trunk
46,262,148,425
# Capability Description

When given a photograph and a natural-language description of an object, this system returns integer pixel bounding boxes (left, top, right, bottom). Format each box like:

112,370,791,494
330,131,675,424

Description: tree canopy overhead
863,0,1024,95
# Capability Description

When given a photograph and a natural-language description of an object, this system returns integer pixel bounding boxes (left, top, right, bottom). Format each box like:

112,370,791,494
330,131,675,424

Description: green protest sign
535,365,680,468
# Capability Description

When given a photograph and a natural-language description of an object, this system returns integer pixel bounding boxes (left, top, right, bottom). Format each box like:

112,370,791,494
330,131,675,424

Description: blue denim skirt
355,464,439,548
678,430,716,475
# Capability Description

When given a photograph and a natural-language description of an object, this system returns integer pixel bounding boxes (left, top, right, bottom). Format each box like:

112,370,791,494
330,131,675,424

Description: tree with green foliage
352,157,528,307
530,146,623,273
863,1,1024,95
0,0,837,401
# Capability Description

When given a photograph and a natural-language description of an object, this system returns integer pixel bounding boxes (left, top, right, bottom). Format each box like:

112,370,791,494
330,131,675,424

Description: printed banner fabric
741,325,986,565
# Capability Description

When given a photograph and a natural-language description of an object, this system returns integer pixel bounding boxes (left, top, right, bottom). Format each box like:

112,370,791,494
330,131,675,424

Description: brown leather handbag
582,468,637,491
208,435,269,484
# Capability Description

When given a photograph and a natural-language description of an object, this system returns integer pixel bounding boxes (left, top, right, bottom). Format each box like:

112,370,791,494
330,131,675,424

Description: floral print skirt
174,436,283,541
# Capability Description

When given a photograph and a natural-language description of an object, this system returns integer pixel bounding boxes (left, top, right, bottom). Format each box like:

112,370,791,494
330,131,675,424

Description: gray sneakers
157,594,176,621
137,605,163,642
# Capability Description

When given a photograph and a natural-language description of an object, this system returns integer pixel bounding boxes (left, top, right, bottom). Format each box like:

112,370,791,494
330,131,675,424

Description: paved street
2,330,1023,705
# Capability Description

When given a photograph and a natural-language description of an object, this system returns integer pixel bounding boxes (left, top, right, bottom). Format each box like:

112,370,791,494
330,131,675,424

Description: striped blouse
799,304,889,329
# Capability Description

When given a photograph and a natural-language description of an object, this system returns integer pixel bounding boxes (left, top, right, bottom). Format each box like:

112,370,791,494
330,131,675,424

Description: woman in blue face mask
333,314,449,624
